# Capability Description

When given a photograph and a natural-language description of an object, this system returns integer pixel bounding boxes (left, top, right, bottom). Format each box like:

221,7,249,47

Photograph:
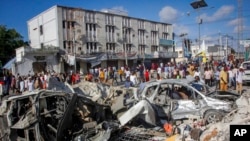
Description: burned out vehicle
0,90,117,141
138,79,239,124
0,87,169,141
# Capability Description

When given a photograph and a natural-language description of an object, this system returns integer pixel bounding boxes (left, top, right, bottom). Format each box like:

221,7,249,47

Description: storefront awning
3,57,16,70
90,61,101,67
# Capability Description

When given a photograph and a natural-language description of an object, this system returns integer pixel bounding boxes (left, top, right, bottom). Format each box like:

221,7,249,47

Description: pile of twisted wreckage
0,77,247,141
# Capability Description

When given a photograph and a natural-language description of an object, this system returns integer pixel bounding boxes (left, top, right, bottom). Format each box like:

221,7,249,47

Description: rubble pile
1,79,249,141
72,81,110,102
198,93,250,141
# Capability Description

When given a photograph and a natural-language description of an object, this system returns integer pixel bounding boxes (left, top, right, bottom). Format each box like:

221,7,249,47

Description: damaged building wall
15,52,60,76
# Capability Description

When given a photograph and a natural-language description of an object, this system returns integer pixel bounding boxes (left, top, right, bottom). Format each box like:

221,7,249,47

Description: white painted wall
28,6,59,48
15,47,25,62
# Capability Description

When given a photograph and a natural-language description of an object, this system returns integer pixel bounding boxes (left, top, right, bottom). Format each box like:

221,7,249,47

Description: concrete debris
119,99,156,126
198,93,250,141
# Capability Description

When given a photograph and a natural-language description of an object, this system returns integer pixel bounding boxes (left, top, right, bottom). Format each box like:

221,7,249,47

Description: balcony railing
24,46,60,54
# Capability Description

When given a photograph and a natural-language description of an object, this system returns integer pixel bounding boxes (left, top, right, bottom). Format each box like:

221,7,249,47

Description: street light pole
190,0,208,50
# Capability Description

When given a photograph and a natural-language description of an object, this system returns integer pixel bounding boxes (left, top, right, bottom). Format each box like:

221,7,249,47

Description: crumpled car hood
205,97,233,112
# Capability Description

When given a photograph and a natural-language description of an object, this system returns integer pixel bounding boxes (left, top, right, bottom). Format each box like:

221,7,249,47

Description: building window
85,12,96,23
106,43,115,53
138,20,145,29
122,17,131,27
63,21,66,28
63,41,67,49
138,45,145,55
86,42,97,53
151,23,158,31
151,31,158,45
106,25,115,33
123,27,132,43
78,47,82,51
41,43,44,48
162,33,168,39
162,24,169,33
124,44,132,53
138,29,146,45
39,25,43,35
86,23,96,31
151,45,158,52
105,14,114,25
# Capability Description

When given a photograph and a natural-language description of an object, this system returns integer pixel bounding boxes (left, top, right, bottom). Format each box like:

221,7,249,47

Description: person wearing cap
236,66,244,95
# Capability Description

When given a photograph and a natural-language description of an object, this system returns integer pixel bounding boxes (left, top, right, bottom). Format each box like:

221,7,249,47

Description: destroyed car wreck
0,81,168,141
138,79,239,124
0,90,117,141
71,79,239,125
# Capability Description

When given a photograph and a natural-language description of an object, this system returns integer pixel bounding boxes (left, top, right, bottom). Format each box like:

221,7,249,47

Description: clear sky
1,0,249,48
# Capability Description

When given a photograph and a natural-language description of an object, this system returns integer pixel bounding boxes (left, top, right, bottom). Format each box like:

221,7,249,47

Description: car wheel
204,110,223,124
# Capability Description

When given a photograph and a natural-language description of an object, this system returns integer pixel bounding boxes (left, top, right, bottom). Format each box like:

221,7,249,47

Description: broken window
145,85,157,98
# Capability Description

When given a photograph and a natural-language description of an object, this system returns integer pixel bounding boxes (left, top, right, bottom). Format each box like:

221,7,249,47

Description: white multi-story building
16,5,176,74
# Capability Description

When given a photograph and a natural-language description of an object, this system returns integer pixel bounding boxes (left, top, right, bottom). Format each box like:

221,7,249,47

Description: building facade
175,39,234,63
27,5,176,74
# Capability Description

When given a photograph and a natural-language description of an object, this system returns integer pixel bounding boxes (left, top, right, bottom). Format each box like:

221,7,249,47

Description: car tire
204,110,223,124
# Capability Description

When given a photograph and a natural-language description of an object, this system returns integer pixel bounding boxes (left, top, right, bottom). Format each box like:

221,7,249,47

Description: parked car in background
240,60,250,84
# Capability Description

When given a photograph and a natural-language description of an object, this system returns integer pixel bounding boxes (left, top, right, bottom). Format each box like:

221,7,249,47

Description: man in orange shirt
99,69,105,83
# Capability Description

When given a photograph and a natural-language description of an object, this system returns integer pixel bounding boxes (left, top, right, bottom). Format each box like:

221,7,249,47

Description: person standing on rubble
219,67,228,91
99,69,105,83
236,66,244,95
28,78,34,92
118,68,123,82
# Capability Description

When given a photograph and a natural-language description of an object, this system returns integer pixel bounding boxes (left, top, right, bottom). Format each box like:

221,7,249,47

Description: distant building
23,5,175,74
175,40,234,63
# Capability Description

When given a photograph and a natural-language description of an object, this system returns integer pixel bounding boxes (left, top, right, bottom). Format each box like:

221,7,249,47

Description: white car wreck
135,79,239,125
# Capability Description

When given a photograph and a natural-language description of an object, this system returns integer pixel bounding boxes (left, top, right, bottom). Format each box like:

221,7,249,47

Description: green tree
0,25,27,65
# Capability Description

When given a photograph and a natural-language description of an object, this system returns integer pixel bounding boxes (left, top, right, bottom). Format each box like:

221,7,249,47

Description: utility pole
123,28,128,66
173,33,176,64
226,34,228,62
73,30,76,73
237,0,243,59
219,32,221,60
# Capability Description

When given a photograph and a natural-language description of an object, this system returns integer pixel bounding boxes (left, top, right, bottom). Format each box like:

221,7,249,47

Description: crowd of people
0,58,245,99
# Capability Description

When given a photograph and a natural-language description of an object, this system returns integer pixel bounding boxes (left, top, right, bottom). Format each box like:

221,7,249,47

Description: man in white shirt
228,67,235,89
236,66,244,95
